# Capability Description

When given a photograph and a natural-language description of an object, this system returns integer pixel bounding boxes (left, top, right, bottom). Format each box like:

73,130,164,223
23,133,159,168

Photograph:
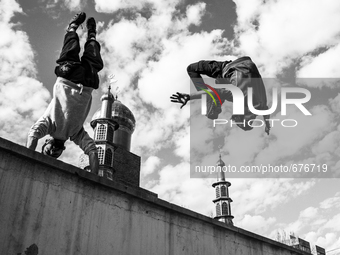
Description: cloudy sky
1,0,340,252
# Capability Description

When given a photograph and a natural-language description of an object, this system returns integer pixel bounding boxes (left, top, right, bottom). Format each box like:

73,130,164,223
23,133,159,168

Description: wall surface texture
0,137,310,255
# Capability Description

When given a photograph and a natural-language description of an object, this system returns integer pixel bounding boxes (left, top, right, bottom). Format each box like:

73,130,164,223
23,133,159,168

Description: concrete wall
0,137,310,255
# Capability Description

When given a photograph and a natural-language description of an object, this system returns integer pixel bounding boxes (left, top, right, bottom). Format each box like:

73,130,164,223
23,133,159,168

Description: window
107,126,114,143
216,203,221,216
96,124,106,140
222,202,228,215
221,186,227,196
97,146,104,165
215,187,220,198
104,148,113,166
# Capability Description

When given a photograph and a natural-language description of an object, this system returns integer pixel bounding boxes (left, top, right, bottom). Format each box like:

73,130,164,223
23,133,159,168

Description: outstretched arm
172,61,230,109
170,90,212,109
26,136,38,150
71,127,99,174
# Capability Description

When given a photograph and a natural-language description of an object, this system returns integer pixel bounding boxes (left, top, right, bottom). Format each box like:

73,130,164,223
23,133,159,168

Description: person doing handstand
26,12,103,173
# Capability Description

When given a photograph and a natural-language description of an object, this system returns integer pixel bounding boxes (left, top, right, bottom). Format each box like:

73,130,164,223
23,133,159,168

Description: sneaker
86,17,96,40
86,17,96,33
66,12,86,32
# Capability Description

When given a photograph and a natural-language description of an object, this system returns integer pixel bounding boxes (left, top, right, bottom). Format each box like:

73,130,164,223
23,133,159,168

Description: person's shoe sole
67,12,86,31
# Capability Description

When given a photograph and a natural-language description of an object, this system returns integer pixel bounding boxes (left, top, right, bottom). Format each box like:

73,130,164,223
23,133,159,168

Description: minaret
79,74,140,187
212,153,234,225
90,85,119,180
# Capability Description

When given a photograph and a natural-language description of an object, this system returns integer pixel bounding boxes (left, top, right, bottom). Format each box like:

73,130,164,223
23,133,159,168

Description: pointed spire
212,150,234,225
217,147,226,181
99,75,115,119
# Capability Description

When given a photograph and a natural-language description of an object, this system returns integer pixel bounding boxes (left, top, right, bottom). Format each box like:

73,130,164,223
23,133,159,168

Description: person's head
42,138,66,158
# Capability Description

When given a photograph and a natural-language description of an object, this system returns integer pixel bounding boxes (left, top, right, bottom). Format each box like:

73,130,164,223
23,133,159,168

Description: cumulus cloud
231,179,315,217
0,0,50,144
41,0,86,13
298,44,340,79
96,0,231,161
329,93,340,115
312,125,340,157
138,29,228,110
63,0,84,11
173,125,190,161
223,126,267,167
150,162,214,213
315,233,340,252
255,105,335,165
233,0,340,77
320,192,340,210
238,214,276,235
94,0,145,13
142,156,161,176
269,191,340,251
299,207,318,219
0,0,21,23
186,3,206,26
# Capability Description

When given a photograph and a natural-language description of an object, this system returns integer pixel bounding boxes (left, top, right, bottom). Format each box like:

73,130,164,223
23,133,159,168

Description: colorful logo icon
196,82,223,106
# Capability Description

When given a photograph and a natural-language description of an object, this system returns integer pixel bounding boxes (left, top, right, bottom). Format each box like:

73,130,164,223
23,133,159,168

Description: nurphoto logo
199,83,312,128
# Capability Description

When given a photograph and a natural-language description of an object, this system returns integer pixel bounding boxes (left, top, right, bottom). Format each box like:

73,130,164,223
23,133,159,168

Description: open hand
170,92,190,109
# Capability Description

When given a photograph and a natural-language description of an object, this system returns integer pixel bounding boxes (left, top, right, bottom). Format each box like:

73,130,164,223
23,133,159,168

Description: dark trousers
55,32,104,89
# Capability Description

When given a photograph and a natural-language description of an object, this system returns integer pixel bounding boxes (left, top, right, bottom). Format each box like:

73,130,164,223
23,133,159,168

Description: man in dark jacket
171,57,271,134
